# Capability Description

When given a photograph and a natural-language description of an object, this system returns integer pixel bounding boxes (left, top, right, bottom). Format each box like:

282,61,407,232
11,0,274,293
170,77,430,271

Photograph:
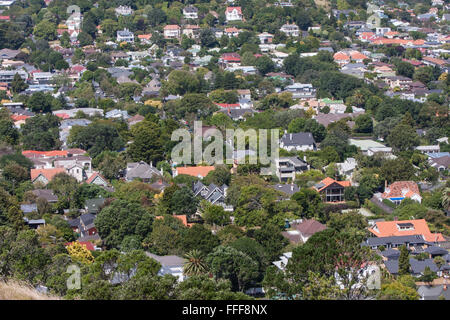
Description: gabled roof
226,6,242,14
313,177,351,192
368,219,446,242
280,132,316,147
31,168,66,182
176,166,215,178
295,219,327,236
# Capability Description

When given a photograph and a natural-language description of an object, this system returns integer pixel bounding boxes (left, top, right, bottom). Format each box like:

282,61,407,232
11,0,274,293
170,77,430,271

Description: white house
163,25,181,39
225,6,243,22
280,23,299,37
117,29,134,43
183,6,198,19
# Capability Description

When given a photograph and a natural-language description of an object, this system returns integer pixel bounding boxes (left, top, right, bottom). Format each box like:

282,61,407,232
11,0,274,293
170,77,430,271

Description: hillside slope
0,280,60,300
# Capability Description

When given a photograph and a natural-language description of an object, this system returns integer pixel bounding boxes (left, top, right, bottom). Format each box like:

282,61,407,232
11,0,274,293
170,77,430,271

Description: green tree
398,245,410,275
95,200,154,249
206,245,259,292
387,123,420,152
11,73,28,94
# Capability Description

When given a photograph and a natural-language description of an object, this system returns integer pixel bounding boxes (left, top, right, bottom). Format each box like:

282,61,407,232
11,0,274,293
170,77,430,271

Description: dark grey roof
385,258,439,275
281,132,315,147
425,246,449,256
418,285,450,300
32,189,58,202
85,198,106,214
363,235,428,247
270,184,300,196
381,248,400,259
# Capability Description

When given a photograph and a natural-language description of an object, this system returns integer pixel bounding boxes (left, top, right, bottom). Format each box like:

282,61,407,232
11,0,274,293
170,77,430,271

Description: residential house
86,172,109,187
379,181,422,204
125,161,162,183
335,157,357,180
384,75,413,89
146,253,186,282
312,177,351,202
415,145,440,154
280,23,299,37
258,32,273,44
84,197,107,215
163,25,181,39
270,183,300,197
280,132,316,152
283,83,316,99
173,166,215,179
225,6,243,22
183,6,198,19
192,181,231,210
117,29,134,43
282,219,326,244
183,25,200,39
115,5,133,16
219,52,241,68
31,168,66,185
31,189,58,203
69,212,98,237
275,156,308,182
368,219,446,243
224,27,241,37
428,155,450,172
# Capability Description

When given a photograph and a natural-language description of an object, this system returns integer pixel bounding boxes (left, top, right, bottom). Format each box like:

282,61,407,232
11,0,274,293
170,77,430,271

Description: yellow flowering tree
66,242,95,265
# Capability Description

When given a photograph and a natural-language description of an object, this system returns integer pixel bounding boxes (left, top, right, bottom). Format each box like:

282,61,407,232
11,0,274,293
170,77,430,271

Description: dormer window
397,223,414,231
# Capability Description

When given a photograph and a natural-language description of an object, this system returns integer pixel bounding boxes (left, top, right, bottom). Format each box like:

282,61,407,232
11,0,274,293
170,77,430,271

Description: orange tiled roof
314,177,351,192
350,51,368,60
138,34,152,39
176,166,215,178
155,214,190,227
381,181,420,200
23,150,68,157
333,52,350,61
368,219,446,242
164,24,181,30
31,168,66,182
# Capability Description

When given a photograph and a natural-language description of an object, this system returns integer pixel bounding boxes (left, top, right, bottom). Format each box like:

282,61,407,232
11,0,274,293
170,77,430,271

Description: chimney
160,166,163,175
290,133,292,140
291,183,294,191
150,161,153,167
394,216,398,221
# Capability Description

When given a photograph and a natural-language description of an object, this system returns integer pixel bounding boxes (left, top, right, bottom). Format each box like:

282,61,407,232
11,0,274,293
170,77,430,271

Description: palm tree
183,249,208,276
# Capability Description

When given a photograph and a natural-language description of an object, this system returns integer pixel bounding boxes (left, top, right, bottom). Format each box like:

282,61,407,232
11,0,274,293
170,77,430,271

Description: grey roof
85,198,106,214
32,189,58,202
384,258,439,275
146,252,185,267
126,161,162,180
363,235,428,247
280,132,315,147
270,184,300,196
20,203,37,213
418,285,450,300
381,248,401,259
425,246,449,256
